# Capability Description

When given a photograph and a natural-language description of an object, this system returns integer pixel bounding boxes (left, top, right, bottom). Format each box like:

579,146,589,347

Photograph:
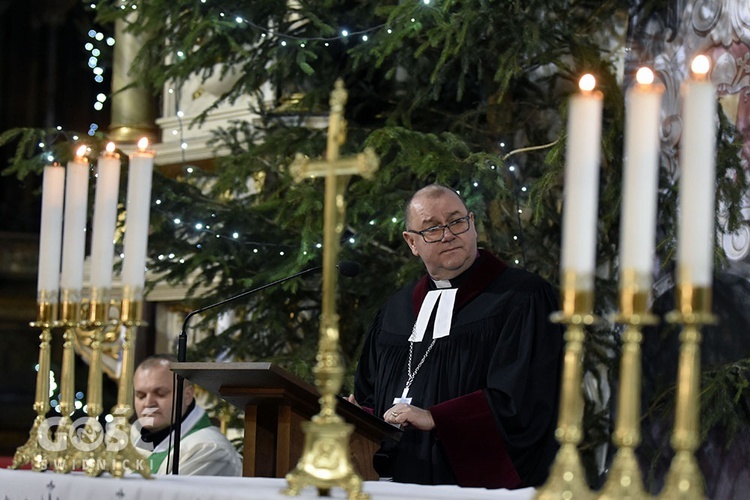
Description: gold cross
289,79,379,339
283,79,378,500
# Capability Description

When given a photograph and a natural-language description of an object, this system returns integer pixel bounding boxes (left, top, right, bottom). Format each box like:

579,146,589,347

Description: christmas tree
3,0,749,494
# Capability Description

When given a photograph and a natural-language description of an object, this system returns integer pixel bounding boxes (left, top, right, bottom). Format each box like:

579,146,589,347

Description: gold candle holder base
12,300,59,472
535,277,595,500
100,409,151,478
599,447,650,500
660,450,704,500
536,443,593,500
283,347,367,499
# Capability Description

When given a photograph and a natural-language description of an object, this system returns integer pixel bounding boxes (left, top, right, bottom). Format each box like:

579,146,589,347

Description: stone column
109,16,158,143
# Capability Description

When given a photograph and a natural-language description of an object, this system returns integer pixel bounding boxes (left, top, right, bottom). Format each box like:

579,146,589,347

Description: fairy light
71,3,446,273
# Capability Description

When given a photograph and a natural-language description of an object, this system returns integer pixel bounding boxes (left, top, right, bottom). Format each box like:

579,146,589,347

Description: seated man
132,354,242,476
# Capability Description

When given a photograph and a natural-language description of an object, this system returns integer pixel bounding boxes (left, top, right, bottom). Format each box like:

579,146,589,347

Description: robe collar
411,249,507,316
139,399,197,449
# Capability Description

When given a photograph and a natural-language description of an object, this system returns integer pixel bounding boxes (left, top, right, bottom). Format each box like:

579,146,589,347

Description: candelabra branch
535,271,595,500
659,285,713,500
72,310,106,476
50,295,82,474
12,298,58,472
599,271,658,500
101,294,151,478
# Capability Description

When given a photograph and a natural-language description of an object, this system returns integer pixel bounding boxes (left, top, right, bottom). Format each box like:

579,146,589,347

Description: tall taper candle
122,137,155,296
89,142,122,290
677,55,716,286
560,74,604,288
619,67,663,281
59,146,90,294
37,164,66,300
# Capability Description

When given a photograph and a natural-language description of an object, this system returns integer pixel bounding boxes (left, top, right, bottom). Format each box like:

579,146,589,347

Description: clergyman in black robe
351,184,564,488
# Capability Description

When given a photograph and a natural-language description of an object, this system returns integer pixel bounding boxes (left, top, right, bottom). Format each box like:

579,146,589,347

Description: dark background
0,0,110,457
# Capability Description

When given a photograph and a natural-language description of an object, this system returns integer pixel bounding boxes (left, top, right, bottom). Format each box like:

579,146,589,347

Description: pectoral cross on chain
394,387,412,405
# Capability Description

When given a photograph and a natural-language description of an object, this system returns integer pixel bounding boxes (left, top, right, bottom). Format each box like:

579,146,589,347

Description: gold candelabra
659,283,712,500
13,284,151,479
535,271,595,500
599,270,658,500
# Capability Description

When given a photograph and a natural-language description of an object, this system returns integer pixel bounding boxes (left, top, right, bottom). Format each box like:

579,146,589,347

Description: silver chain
406,320,437,391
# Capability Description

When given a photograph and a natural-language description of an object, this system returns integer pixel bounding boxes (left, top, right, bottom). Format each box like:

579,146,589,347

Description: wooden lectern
171,362,400,480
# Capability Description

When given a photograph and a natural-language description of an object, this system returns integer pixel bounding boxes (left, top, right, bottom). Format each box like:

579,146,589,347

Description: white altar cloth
0,468,535,499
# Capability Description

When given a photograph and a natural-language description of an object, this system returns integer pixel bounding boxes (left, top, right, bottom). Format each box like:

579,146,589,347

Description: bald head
404,184,468,231
133,354,194,431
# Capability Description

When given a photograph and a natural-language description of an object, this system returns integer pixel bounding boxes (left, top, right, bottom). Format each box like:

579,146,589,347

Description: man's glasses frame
406,214,472,243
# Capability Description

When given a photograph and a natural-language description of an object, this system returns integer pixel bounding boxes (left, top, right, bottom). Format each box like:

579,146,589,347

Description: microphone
169,261,358,474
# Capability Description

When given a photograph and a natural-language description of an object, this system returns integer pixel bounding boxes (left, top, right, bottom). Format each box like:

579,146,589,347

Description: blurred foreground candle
59,145,90,300
560,73,604,290
37,164,65,302
619,67,664,286
677,55,716,286
89,142,121,292
122,137,155,298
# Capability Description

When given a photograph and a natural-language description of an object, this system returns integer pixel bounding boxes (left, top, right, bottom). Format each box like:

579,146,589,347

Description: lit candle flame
635,67,654,85
137,137,149,151
691,55,710,76
105,142,116,154
75,145,88,159
579,74,596,92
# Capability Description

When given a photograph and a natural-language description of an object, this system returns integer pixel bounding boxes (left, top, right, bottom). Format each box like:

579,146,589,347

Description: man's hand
346,394,360,407
383,403,435,430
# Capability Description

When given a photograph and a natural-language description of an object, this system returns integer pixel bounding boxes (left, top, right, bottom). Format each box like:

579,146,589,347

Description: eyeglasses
406,215,472,243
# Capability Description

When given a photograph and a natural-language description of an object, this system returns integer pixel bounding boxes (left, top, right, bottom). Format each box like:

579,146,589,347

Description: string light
77,2,505,270
84,25,112,125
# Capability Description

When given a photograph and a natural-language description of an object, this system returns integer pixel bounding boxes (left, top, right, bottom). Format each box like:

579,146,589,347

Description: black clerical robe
353,250,564,488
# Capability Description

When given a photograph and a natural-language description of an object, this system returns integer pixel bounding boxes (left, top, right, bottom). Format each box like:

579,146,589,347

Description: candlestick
677,55,716,287
560,74,603,293
619,67,663,285
122,137,155,300
89,142,122,292
37,164,65,302
59,146,90,299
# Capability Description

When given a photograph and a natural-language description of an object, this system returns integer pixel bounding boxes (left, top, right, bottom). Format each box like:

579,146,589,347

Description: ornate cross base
282,420,368,500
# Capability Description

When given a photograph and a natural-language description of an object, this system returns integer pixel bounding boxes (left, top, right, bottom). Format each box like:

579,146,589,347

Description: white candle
677,55,716,286
619,67,664,282
122,137,155,295
37,164,65,300
59,146,90,295
89,142,121,291
560,74,604,288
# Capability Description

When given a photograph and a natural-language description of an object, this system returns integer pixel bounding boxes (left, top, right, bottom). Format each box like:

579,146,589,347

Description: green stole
148,412,213,474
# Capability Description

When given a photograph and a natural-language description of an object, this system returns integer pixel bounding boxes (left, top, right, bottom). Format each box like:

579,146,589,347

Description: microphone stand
171,265,321,474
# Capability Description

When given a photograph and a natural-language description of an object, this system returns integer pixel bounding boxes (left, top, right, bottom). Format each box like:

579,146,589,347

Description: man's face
133,362,194,432
402,190,478,280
